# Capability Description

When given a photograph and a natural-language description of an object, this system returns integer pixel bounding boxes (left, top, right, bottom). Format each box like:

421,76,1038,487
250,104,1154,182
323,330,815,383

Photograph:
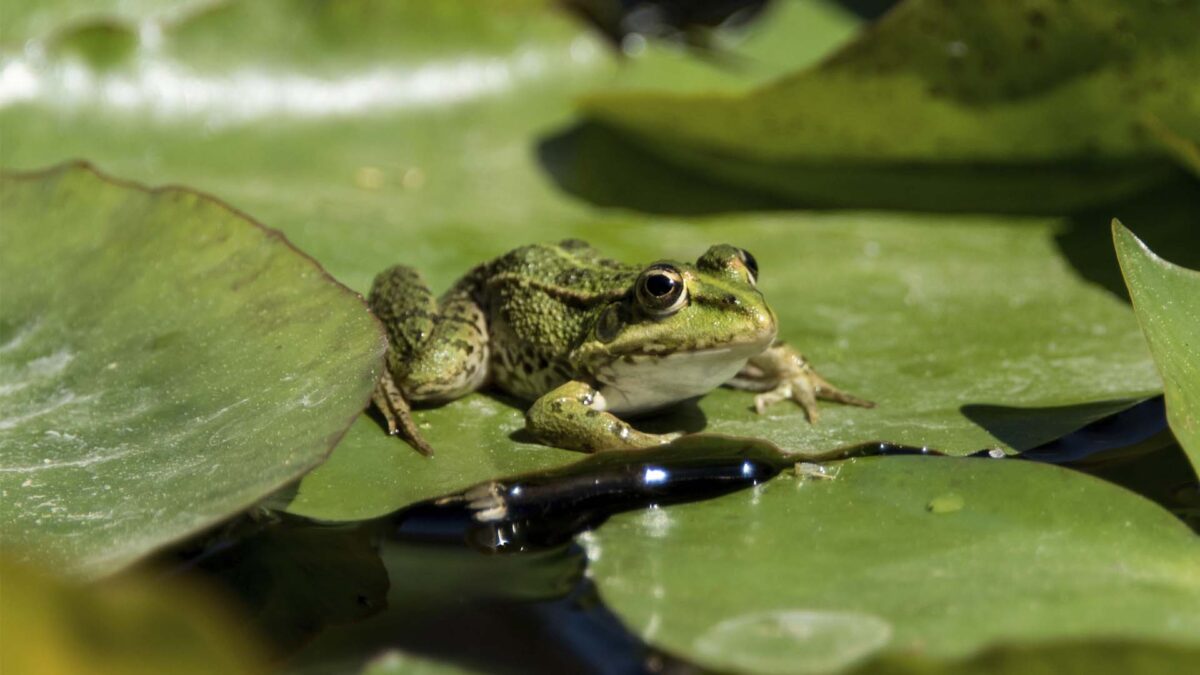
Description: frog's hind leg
727,342,874,423
372,370,434,456
368,265,490,456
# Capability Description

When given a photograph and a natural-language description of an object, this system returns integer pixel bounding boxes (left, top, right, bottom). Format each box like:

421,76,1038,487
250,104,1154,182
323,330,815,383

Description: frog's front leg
525,381,679,452
727,342,874,422
369,265,490,456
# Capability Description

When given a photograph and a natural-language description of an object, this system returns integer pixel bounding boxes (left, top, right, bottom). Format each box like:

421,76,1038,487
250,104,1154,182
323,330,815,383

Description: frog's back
473,241,637,400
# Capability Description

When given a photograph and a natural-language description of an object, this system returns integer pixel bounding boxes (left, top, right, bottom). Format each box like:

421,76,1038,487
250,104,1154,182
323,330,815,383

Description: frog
368,240,873,455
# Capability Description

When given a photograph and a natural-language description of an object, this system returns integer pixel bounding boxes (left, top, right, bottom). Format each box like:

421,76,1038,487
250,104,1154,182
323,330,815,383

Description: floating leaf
1114,220,1200,471
288,211,1164,519
0,1,1171,524
850,641,1200,675
586,456,1200,674
581,0,1200,212
0,164,385,576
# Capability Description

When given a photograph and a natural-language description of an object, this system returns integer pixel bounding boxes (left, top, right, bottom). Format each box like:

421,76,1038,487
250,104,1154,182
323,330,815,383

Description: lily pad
580,0,1200,212
287,209,1165,520
0,0,1172,525
849,641,1200,675
1114,220,1200,470
0,164,385,577
585,456,1200,674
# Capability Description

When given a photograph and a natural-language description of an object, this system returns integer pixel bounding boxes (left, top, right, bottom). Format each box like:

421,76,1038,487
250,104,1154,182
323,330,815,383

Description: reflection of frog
369,241,872,455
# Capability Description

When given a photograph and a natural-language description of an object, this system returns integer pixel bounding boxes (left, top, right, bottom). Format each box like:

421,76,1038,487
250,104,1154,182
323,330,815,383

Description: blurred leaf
358,650,484,675
587,456,1200,674
1114,220,1200,471
850,641,1200,675
596,0,867,94
0,557,266,675
0,0,1168,524
0,164,385,576
581,0,1200,212
1142,114,1200,179
0,0,190,46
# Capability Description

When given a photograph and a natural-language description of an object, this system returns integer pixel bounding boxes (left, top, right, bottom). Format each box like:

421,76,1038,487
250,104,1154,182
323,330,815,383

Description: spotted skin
368,241,873,455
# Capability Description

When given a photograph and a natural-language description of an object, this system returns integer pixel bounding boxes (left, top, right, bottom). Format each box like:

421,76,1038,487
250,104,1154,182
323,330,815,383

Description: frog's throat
591,339,770,416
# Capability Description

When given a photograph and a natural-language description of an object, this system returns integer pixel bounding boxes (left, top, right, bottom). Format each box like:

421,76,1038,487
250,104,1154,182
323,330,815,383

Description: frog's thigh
402,290,490,402
525,381,677,452
369,266,489,402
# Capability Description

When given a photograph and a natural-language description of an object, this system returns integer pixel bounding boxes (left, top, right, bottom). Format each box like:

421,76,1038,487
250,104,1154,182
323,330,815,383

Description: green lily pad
849,641,1200,675
288,211,1164,520
0,0,1173,524
581,0,1200,212
0,164,385,577
1114,220,1200,471
586,456,1200,674
0,557,266,675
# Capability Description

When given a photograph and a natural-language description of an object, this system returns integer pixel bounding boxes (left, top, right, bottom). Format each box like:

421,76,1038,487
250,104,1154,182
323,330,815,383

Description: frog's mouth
593,337,770,416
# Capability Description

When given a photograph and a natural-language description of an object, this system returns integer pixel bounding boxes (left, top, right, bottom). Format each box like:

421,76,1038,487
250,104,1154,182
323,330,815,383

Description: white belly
595,344,763,415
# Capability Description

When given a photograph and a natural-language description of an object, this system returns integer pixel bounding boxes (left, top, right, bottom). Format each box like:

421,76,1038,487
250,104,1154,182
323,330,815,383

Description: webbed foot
729,342,874,422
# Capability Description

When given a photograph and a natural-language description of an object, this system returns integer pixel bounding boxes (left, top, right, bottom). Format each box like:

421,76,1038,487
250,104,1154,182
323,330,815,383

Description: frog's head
574,245,778,414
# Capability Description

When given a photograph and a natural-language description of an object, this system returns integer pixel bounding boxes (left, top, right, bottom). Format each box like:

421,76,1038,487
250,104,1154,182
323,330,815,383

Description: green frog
369,240,872,455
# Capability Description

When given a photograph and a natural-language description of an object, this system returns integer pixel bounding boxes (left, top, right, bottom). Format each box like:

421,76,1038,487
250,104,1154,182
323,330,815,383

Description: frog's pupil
646,273,676,297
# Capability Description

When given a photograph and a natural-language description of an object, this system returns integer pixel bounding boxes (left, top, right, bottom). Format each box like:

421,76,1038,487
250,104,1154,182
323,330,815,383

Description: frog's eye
636,265,688,317
737,248,758,286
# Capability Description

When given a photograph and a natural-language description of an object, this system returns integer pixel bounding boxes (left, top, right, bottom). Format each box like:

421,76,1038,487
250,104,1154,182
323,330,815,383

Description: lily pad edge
1,160,389,571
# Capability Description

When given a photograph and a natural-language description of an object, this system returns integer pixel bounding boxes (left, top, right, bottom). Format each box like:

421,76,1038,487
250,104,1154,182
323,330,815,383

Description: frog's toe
372,372,436,456
752,387,788,415
464,482,508,522
818,386,876,409
753,378,821,422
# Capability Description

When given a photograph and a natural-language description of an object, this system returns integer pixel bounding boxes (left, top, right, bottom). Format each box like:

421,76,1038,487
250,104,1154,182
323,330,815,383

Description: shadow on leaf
961,397,1154,454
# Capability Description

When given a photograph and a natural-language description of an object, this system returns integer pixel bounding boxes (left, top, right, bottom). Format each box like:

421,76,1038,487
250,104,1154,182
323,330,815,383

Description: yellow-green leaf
0,558,266,675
